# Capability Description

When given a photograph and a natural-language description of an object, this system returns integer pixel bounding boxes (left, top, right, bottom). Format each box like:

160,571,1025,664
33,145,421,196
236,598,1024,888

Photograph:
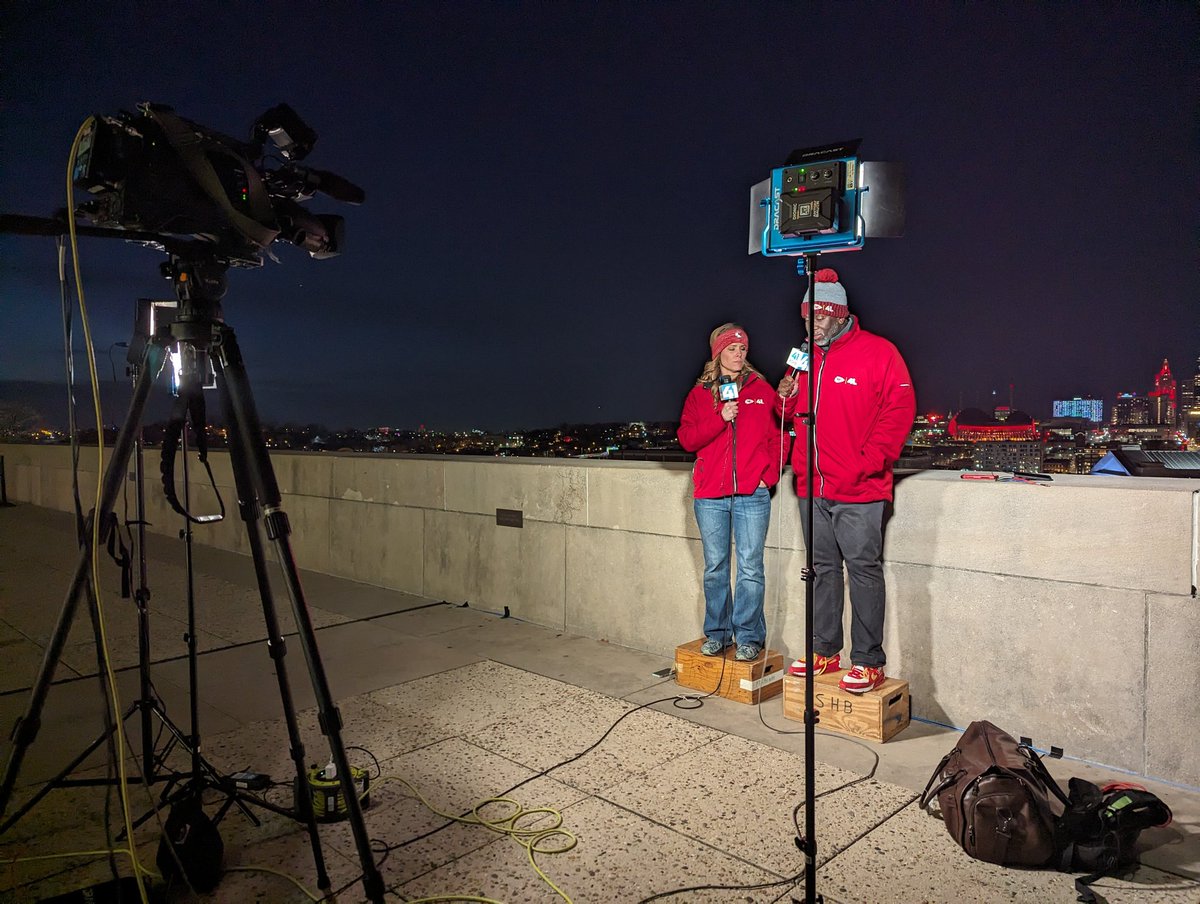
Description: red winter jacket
678,372,789,498
777,318,915,502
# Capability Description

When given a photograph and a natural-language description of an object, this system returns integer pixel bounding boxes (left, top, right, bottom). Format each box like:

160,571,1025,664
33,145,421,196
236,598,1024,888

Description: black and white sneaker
734,643,762,662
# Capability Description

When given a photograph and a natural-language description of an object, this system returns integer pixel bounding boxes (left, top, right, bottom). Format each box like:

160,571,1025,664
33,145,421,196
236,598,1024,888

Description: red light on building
947,408,1039,442
1149,358,1176,402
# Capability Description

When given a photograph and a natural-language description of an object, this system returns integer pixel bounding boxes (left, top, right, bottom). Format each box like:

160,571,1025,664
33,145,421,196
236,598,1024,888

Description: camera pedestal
674,639,784,704
782,670,911,743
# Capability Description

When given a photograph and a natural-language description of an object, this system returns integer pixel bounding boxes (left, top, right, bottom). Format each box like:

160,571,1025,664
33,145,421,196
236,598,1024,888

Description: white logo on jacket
742,397,765,405
833,376,858,385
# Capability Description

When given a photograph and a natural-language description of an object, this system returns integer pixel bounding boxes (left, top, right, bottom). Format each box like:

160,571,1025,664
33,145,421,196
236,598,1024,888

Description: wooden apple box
782,669,911,742
674,639,785,704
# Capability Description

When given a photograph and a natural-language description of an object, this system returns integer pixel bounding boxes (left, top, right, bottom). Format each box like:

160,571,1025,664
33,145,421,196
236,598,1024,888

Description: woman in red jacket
677,323,787,662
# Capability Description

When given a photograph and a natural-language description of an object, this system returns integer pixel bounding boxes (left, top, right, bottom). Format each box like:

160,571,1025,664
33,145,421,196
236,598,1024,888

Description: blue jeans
693,487,771,648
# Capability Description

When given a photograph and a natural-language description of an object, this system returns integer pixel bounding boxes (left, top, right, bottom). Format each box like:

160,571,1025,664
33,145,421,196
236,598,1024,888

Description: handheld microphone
786,345,810,376
719,376,739,493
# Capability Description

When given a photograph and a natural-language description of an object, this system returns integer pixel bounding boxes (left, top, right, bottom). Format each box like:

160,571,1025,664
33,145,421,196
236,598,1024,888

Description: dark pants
799,497,887,668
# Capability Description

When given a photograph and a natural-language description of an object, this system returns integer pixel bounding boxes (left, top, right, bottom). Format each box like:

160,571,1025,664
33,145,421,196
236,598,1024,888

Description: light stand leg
131,420,157,779
214,325,383,903
179,428,203,784
0,345,164,818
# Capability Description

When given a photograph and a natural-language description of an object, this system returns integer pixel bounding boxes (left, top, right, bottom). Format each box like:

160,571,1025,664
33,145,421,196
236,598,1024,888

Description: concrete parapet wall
2,443,1197,785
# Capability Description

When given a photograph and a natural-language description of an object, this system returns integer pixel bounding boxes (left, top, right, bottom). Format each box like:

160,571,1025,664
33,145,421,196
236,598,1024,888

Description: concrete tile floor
1,503,1198,903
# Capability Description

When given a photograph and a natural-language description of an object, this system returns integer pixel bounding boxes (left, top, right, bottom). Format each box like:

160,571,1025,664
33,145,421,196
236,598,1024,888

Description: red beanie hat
710,326,749,359
800,268,849,318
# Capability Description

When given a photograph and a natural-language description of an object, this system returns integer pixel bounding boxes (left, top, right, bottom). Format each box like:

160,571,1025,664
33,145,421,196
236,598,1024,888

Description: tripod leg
214,326,383,901
0,345,164,819
220,385,331,896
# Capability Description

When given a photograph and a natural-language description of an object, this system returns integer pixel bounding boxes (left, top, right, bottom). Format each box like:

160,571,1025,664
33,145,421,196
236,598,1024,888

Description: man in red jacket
776,269,915,694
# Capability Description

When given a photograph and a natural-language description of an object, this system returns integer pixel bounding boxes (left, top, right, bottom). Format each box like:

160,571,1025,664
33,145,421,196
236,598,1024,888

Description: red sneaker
786,653,840,677
838,665,885,694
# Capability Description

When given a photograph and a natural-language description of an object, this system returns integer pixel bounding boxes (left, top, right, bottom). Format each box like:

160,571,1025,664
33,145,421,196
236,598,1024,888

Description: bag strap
1074,870,1106,904
160,390,226,525
144,106,279,251
1019,741,1071,807
919,752,955,810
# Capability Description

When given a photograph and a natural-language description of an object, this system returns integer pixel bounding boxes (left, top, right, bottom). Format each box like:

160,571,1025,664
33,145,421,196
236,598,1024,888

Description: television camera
69,101,364,267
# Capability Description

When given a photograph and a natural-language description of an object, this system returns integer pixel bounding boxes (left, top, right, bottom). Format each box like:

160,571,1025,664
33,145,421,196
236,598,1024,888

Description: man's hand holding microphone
777,346,808,399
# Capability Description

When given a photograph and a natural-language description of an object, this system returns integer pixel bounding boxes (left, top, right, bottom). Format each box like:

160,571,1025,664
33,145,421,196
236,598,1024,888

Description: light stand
0,254,385,903
0,345,255,841
750,145,903,904
797,254,822,904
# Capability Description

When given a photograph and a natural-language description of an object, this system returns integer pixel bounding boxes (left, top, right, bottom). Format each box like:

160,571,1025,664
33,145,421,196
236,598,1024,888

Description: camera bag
1055,777,1172,903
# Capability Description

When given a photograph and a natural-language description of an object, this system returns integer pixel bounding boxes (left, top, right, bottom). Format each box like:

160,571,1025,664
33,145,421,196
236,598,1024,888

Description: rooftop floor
1,503,1197,903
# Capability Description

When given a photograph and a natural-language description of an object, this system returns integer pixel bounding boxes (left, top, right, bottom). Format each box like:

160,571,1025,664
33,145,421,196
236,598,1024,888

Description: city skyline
2,345,1197,434
2,4,1198,431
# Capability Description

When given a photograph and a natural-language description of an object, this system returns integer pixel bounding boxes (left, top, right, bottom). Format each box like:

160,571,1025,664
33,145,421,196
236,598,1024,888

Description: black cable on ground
636,790,922,904
319,685,722,903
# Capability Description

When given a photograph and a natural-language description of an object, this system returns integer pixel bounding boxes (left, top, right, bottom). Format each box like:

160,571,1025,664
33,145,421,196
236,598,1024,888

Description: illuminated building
970,441,1044,472
1052,397,1103,422
1148,359,1176,427
1042,417,1102,473
1111,393,1150,426
947,408,1043,471
907,412,947,446
947,408,1039,442
1180,356,1197,412
1182,355,1200,439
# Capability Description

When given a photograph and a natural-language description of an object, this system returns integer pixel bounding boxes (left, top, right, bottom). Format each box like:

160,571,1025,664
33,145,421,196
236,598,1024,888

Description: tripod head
161,254,228,345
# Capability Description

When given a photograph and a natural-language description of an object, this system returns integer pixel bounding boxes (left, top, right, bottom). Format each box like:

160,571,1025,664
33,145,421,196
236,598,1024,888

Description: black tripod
0,254,385,903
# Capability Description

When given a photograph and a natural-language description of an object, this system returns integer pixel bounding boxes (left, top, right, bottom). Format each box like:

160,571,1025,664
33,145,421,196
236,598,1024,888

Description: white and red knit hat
801,268,848,318
710,326,749,359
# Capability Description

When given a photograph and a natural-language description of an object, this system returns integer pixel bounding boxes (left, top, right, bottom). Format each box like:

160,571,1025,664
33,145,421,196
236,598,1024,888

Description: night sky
2,2,1197,431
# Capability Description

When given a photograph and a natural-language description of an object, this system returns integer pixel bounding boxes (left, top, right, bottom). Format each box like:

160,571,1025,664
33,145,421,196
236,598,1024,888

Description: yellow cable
375,775,576,904
3,847,140,865
2,844,162,895
65,116,153,904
